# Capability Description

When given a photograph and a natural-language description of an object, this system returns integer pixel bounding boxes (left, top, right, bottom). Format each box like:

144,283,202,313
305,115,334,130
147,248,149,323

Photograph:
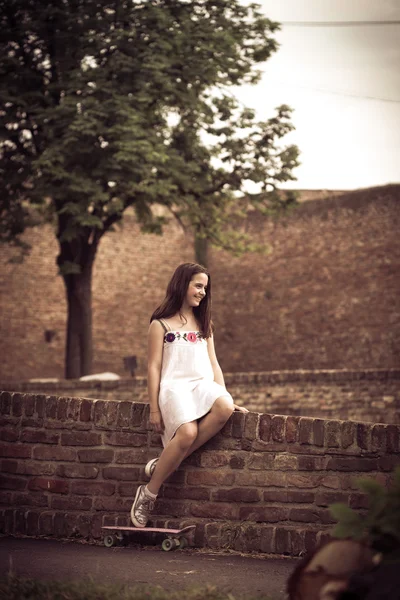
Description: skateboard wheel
161,538,175,552
179,537,188,549
104,534,116,548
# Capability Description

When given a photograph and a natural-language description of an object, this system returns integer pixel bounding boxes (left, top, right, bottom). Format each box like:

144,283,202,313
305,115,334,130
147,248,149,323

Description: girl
130,262,248,527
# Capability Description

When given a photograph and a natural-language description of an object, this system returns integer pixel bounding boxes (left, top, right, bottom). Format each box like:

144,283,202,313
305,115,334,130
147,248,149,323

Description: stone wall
1,391,399,556
2,368,399,425
1,185,399,380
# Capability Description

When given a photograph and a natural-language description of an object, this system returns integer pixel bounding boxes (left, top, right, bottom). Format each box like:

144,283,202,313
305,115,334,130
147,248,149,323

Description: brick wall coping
1,368,399,392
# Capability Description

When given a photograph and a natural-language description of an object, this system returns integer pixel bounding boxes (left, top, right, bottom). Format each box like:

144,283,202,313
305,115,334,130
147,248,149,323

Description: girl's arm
207,334,225,386
147,320,165,433
207,335,249,413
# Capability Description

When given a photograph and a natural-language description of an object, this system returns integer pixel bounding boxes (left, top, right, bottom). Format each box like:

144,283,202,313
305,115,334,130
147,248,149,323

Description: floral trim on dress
164,331,203,344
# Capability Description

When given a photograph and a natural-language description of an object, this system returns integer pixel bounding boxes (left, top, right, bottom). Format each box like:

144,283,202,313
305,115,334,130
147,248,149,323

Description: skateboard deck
101,524,195,551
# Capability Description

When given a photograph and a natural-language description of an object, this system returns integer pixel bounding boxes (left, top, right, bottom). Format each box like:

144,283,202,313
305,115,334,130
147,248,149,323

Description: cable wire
280,20,400,27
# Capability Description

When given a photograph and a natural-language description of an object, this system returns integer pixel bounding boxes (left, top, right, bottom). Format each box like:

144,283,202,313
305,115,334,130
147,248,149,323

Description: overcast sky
234,0,400,190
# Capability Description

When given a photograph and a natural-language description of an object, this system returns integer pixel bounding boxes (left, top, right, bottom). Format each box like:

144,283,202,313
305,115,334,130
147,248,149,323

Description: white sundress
157,321,232,447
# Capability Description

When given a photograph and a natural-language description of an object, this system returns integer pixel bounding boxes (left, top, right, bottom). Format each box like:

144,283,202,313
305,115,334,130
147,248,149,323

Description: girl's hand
233,404,249,413
150,410,164,433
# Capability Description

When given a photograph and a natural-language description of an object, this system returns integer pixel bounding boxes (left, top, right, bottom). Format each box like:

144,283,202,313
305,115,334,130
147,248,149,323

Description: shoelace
140,496,155,513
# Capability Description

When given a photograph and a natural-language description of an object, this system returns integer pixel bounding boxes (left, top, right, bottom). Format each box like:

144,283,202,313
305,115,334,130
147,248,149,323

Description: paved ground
0,537,299,598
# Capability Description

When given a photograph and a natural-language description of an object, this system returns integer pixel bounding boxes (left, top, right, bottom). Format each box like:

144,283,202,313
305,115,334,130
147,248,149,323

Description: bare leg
147,421,198,496
183,395,234,460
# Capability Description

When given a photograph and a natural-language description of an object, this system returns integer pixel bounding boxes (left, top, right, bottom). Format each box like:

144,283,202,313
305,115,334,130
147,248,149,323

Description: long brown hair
151,263,213,338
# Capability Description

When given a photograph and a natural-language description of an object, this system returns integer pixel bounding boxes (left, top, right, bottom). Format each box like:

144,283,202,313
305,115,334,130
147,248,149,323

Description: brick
349,493,369,509
321,475,341,489
275,527,291,554
162,486,210,501
80,399,92,422
304,529,318,553
229,453,246,469
39,512,54,535
287,474,321,488
240,506,287,523
341,421,355,449
156,499,190,518
313,419,325,447
61,431,101,446
51,496,93,510
187,470,235,486
263,490,314,503
103,432,147,447
11,393,23,417
259,414,271,442
26,511,39,536
23,462,56,476
115,450,150,464
20,430,59,444
117,402,132,428
56,464,99,479
297,456,326,471
325,420,340,448
13,493,48,507
0,474,27,491
0,429,19,442
386,425,399,453
45,396,58,418
259,526,276,553
15,509,27,534
289,508,320,523
0,444,31,459
286,416,299,443
131,403,146,427
71,481,115,496
357,423,371,451
231,411,245,438
326,457,378,472
78,449,114,463
315,491,349,507
0,392,12,414
56,397,69,420
299,417,313,444
33,447,76,461
200,452,229,468
212,488,260,502
93,497,132,511
68,398,81,421
371,424,386,452
23,395,35,417
102,467,140,480
290,528,305,557
35,395,46,418
247,452,274,470
190,502,239,520
28,478,69,494
244,412,259,440
274,454,298,471
271,415,285,442
1,460,18,473
235,470,286,487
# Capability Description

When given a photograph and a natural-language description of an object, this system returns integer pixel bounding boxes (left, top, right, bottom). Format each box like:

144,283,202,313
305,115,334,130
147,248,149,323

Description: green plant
329,466,400,559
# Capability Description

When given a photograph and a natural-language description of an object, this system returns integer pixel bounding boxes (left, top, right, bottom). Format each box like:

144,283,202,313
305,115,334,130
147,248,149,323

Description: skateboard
101,524,195,552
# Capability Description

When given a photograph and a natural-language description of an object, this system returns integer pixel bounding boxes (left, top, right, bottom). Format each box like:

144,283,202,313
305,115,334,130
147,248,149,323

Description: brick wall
1,391,399,556
2,368,399,425
1,185,399,380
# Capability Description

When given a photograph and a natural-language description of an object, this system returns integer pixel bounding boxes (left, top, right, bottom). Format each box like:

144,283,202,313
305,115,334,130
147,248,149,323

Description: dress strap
157,318,171,333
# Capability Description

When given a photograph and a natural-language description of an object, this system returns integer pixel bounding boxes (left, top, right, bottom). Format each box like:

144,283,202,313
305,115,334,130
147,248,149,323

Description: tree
0,0,298,378
164,98,299,265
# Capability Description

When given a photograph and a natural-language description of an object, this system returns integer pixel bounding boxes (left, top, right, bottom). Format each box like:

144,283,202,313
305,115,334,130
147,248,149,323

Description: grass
0,576,277,600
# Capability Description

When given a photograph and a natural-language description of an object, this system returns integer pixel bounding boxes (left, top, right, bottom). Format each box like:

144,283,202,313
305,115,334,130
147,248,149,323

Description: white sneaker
145,457,159,478
130,485,155,528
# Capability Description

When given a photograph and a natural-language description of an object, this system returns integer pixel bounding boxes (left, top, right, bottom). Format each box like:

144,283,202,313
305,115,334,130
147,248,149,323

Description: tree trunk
194,233,209,267
63,262,94,379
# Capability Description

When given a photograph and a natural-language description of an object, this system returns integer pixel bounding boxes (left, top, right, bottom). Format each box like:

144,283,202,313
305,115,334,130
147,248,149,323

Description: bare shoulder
148,320,165,338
